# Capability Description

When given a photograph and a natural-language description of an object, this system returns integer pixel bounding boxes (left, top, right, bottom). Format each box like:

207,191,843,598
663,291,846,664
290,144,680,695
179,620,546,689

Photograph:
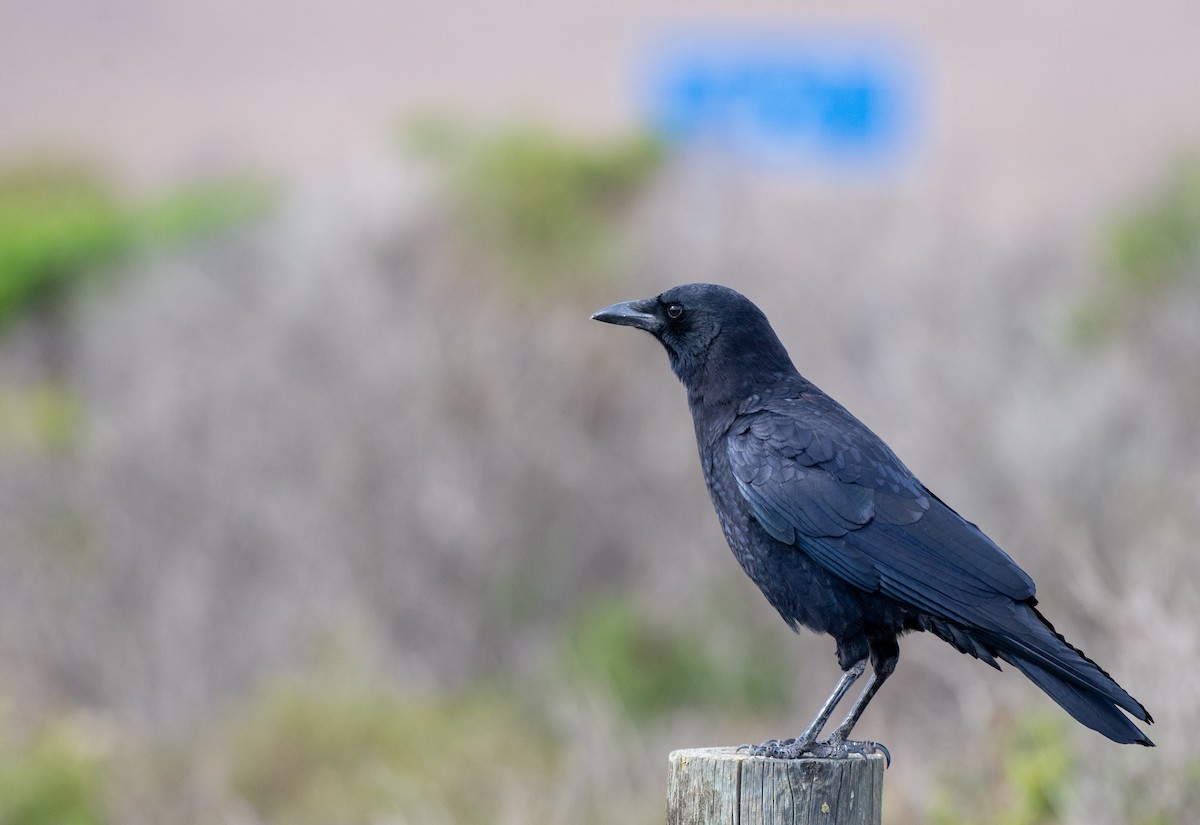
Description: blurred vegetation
564,593,789,721
0,716,108,825
1107,156,1200,289
0,161,129,329
0,156,274,332
1114,757,1200,825
225,681,559,825
1074,154,1200,342
930,714,1075,825
404,116,664,291
0,125,1191,825
0,156,275,458
0,382,82,454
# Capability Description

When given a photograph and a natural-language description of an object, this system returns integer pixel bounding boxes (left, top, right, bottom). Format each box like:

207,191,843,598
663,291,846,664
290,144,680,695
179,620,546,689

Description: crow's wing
727,404,1036,628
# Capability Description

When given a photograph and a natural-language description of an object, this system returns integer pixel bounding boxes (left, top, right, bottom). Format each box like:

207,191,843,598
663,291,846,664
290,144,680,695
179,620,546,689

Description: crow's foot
736,737,812,759
736,737,890,767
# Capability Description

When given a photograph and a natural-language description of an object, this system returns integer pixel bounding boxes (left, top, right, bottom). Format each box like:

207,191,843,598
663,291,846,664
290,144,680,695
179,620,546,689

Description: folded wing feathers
729,412,1056,663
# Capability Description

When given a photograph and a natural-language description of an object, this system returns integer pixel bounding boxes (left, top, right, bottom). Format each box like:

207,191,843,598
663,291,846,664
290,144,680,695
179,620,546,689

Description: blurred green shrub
404,116,664,291
0,719,107,825
226,681,557,825
0,161,131,328
0,157,274,331
0,382,83,454
564,594,789,721
930,713,1075,825
1106,155,1200,290
133,177,275,246
1074,154,1200,342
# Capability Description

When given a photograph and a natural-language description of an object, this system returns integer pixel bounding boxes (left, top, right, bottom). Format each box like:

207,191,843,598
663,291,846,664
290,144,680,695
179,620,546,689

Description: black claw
826,739,892,768
841,742,870,759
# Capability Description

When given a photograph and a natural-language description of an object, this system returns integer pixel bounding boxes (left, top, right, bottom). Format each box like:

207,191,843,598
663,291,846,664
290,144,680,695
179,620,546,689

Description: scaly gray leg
737,659,866,758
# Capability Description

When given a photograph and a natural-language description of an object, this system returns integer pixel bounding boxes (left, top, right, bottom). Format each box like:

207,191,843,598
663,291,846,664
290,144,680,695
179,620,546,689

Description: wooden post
667,748,884,825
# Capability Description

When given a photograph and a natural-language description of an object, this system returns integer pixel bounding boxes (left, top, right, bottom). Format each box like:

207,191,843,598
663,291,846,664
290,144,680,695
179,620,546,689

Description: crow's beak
591,299,660,332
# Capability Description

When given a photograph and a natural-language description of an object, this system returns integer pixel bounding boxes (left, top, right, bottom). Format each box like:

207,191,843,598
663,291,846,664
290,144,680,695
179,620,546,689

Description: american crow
593,283,1153,760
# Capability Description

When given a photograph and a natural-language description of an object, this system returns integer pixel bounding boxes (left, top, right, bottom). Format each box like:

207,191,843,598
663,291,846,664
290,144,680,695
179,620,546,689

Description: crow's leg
738,658,866,758
795,658,867,743
818,638,899,765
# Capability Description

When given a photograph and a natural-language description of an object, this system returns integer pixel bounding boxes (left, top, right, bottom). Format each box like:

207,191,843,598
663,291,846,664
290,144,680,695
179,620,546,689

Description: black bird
592,283,1153,760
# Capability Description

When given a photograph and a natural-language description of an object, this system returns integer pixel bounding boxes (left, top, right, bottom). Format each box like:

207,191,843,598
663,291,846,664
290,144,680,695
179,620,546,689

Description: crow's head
592,283,795,402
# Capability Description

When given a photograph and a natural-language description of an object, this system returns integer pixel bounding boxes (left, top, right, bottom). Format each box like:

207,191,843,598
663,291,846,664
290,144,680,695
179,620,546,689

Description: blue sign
640,31,922,170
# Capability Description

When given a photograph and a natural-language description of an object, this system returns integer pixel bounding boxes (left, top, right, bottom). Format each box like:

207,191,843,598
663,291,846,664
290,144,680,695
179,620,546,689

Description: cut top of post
667,747,884,825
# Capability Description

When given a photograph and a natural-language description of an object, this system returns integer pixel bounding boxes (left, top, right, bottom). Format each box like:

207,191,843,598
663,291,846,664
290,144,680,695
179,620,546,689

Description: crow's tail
989,605,1154,746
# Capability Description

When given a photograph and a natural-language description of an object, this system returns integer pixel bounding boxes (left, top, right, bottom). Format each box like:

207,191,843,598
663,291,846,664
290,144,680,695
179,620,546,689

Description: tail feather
1001,651,1153,745
987,604,1153,746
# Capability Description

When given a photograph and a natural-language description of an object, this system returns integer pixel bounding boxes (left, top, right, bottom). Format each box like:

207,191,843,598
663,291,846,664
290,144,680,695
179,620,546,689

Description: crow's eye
666,303,684,319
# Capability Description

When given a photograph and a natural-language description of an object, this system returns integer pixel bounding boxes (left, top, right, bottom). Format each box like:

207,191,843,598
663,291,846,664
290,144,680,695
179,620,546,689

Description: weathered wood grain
667,747,883,825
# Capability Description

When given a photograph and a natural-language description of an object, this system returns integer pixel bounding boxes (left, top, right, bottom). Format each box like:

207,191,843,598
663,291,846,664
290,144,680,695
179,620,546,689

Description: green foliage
403,117,664,291
0,161,131,327
0,720,107,825
0,382,83,454
930,713,1076,825
404,112,471,163
999,715,1076,825
134,177,275,245
1106,156,1200,289
1074,154,1200,343
0,157,274,331
225,681,558,825
564,594,789,721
